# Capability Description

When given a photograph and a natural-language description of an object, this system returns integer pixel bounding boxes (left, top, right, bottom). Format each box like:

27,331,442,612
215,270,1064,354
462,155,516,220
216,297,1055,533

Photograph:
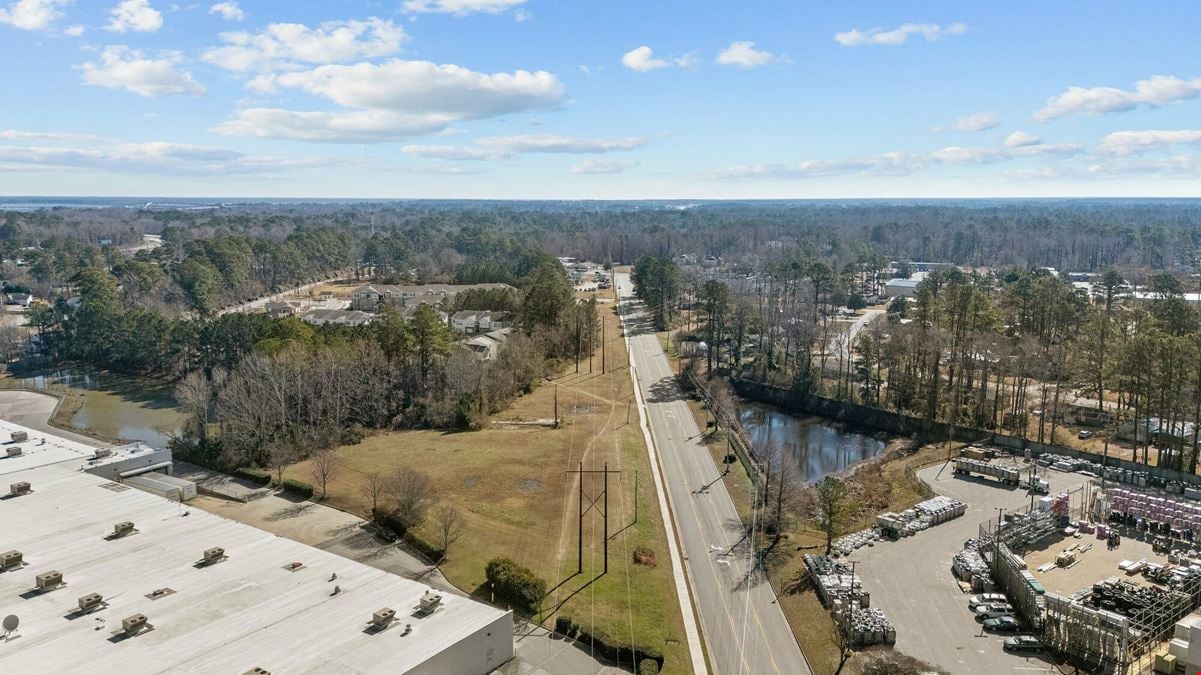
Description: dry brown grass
289,301,692,672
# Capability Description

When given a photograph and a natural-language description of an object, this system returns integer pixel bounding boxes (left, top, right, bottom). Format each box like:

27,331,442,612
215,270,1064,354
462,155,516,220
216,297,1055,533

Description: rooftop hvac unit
113,521,135,537
417,590,443,613
0,550,22,569
11,431,28,443
78,593,103,612
5,446,21,457
372,608,395,627
93,448,112,460
203,547,225,563
121,614,148,634
35,571,63,590
10,481,31,496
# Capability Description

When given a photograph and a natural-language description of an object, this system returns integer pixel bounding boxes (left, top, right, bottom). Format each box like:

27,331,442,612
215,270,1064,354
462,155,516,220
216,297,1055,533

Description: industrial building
0,420,513,674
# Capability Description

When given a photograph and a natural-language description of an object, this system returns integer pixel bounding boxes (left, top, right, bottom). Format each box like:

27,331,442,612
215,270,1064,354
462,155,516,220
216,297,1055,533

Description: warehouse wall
410,610,514,675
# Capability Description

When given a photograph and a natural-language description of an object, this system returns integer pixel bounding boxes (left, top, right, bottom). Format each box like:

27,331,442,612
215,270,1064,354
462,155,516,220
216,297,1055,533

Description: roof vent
10,431,28,443
199,547,226,566
416,590,443,614
9,481,31,496
5,446,21,458
0,550,23,570
372,608,396,628
35,571,63,590
93,448,112,460
78,593,104,613
243,668,271,675
121,613,149,635
112,521,136,538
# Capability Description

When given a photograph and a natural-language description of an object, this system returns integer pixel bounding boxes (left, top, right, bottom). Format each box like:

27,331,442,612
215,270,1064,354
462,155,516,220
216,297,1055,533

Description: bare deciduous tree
365,471,386,513
309,447,341,500
434,503,465,561
389,467,435,531
266,442,297,487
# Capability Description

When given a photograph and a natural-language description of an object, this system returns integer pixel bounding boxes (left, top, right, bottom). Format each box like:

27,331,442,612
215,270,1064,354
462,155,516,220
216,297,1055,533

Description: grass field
288,299,693,673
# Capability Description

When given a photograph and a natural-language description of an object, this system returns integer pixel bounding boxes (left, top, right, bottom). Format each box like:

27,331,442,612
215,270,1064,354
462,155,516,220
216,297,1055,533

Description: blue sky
1,0,1200,198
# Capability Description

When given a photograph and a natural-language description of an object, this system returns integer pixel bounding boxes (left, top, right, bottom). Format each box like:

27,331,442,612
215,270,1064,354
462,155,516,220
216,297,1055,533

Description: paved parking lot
852,461,1092,674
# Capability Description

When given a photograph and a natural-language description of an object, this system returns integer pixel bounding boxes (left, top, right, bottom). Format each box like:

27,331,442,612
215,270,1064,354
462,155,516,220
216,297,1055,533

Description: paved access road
616,273,810,675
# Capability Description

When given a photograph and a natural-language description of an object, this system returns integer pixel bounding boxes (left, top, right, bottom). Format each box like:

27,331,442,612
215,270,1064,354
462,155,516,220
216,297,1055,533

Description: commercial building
0,420,513,674
884,278,920,298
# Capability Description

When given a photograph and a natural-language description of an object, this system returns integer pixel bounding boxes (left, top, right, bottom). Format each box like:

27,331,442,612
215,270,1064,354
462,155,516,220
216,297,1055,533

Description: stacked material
916,495,968,523
953,458,1021,485
876,496,968,539
1037,453,1150,486
1084,577,1193,630
831,529,880,556
804,555,861,608
844,607,896,647
952,538,992,585
1108,488,1201,538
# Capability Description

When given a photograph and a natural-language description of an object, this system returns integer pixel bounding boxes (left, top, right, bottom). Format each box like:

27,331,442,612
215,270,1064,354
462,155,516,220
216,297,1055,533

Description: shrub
638,658,660,675
372,508,408,537
554,615,572,635
281,478,314,499
234,467,271,486
485,557,547,615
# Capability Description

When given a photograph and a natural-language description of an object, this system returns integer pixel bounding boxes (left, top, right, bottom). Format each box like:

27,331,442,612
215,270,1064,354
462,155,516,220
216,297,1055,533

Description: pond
738,402,889,483
13,370,184,449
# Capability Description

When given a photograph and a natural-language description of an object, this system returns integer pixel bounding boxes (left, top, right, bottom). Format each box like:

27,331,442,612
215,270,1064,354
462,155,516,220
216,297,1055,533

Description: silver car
968,593,1007,608
975,603,1015,619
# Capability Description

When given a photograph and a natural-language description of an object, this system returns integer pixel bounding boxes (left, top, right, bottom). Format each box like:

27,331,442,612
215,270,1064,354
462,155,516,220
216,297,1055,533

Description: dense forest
5,199,1201,473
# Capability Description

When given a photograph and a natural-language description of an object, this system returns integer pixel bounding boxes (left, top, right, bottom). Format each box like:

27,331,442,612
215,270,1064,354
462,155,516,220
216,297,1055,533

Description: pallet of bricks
1108,489,1201,541
1038,452,1151,487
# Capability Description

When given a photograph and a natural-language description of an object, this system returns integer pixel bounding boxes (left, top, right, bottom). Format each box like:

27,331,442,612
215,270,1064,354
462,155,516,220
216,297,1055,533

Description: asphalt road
616,273,810,675
853,462,1092,674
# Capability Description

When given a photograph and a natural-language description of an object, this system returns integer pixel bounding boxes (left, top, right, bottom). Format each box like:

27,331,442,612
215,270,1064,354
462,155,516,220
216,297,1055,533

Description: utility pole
634,469,639,523
601,314,606,374
588,310,594,374
575,313,581,374
565,463,621,575
554,384,559,428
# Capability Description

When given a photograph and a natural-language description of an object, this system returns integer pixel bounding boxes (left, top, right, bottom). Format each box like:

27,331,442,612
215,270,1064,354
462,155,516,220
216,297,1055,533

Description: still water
15,370,184,448
739,403,888,483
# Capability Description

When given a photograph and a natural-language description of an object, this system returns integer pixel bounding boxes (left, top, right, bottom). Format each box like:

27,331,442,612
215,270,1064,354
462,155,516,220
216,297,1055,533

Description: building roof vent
0,550,23,570
198,547,227,566
121,613,150,636
112,521,136,538
9,481,31,496
5,446,21,458
35,570,63,591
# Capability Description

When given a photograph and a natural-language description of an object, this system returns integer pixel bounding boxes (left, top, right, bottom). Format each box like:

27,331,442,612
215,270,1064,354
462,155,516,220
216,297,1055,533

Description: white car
968,593,1007,608
974,603,1015,619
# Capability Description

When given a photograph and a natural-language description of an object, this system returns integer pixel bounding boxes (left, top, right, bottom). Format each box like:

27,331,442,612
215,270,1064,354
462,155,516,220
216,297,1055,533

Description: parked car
1003,635,1043,652
968,593,1007,608
975,603,1016,619
984,616,1021,632
1078,430,1094,439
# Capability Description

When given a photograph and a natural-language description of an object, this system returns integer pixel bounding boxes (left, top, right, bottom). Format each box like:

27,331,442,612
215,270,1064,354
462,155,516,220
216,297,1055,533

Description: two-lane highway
616,273,810,675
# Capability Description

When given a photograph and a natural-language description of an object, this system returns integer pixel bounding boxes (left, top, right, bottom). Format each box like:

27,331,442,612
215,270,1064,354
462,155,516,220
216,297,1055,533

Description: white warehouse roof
0,421,513,675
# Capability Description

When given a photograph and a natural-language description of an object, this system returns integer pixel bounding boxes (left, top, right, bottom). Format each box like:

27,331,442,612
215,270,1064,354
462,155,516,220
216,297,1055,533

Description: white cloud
1033,75,1201,121
401,144,504,160
0,129,98,142
1087,155,1201,177
834,22,966,47
712,137,1080,180
106,0,163,33
937,112,998,132
64,23,84,36
571,158,638,174
79,46,205,97
208,1,243,21
715,41,780,68
621,46,669,72
402,134,644,161
1004,130,1041,147
213,59,563,142
1098,129,1201,156
202,18,406,72
475,134,644,154
0,141,326,176
0,0,67,30
402,0,526,15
